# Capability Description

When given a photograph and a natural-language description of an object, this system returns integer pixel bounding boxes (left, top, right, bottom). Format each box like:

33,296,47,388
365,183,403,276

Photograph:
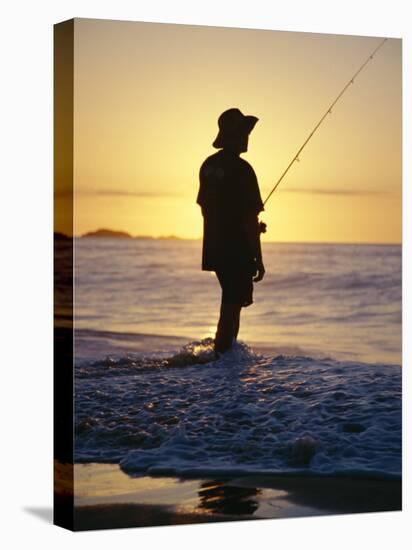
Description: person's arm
241,162,265,281
244,213,265,282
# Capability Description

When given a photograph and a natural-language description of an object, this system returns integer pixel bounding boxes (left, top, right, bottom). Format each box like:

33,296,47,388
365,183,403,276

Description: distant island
81,228,133,239
80,228,188,240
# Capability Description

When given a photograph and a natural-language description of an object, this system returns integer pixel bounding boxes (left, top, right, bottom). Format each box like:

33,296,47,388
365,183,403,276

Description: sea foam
75,340,401,480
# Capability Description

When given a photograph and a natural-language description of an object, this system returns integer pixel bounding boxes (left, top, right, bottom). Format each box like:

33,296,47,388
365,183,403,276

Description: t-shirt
196,149,264,271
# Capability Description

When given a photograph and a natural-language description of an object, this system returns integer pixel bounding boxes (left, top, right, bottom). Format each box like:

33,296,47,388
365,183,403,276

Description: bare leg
233,307,241,341
214,302,242,354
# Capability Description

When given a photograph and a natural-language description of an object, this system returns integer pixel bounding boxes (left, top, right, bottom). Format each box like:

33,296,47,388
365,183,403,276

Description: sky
59,18,401,243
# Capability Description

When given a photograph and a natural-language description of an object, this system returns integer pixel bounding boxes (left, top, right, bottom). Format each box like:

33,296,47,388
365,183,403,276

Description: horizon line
55,230,401,247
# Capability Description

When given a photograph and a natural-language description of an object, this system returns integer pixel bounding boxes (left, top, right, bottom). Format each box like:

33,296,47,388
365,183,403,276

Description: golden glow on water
68,19,401,243
204,326,217,338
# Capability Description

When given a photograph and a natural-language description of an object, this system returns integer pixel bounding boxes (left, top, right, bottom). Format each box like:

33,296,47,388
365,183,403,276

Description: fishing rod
262,37,388,208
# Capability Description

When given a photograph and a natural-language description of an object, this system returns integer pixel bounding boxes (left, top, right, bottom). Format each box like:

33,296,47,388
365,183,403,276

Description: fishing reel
259,221,267,234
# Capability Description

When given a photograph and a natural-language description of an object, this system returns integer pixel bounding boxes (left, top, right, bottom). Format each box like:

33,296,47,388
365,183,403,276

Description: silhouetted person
197,108,265,356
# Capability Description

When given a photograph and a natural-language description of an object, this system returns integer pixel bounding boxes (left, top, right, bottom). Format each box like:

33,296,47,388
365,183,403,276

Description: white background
0,0,410,548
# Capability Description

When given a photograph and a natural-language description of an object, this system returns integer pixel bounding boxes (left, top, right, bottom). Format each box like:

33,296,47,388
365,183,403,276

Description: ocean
65,238,401,479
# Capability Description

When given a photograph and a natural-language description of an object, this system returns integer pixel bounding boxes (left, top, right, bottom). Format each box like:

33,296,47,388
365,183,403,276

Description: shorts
215,267,254,307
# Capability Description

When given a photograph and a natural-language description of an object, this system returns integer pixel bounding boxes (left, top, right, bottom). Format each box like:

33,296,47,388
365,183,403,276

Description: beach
70,463,401,530
55,238,403,529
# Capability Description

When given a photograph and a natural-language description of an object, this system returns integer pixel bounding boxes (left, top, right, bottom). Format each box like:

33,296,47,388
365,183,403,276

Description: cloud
276,187,396,196
56,188,183,198
87,189,181,198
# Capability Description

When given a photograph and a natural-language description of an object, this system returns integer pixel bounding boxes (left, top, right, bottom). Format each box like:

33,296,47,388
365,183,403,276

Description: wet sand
69,463,401,531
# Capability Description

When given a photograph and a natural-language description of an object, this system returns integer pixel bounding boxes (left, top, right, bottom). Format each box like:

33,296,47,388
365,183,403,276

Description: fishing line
262,37,388,208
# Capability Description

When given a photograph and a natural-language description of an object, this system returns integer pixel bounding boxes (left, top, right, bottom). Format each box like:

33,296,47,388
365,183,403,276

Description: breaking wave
75,339,401,480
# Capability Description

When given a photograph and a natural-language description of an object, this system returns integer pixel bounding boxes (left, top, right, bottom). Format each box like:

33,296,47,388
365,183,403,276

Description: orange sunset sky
57,18,402,243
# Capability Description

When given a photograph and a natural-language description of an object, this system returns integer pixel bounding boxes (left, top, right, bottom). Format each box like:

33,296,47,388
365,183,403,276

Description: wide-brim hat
213,108,258,149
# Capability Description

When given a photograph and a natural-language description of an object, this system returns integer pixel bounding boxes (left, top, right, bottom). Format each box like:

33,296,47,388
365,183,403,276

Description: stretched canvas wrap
54,18,402,531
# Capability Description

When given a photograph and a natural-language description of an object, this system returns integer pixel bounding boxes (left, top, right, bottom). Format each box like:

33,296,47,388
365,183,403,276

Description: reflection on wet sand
198,481,260,516
72,464,402,531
